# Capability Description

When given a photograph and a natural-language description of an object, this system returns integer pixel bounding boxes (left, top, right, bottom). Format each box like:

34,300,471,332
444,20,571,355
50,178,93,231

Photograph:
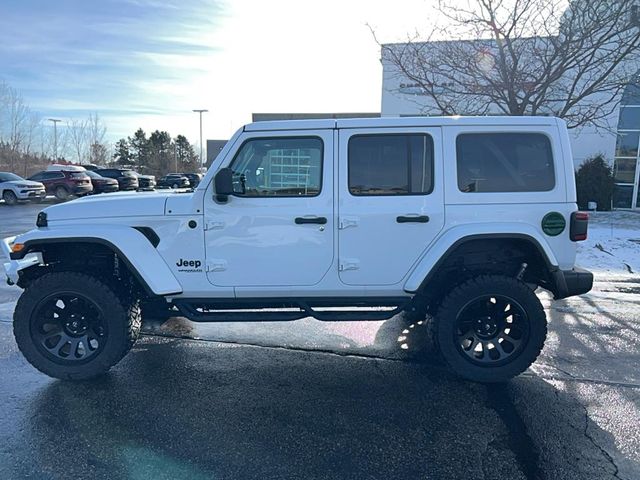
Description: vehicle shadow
11,336,627,480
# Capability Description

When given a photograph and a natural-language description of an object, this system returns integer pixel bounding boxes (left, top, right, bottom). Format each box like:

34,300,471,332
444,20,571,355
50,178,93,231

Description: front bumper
552,266,593,299
16,189,46,200
1,236,43,286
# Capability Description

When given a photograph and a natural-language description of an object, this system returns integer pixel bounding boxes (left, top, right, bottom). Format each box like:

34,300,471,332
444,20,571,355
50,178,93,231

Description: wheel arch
10,227,182,296
405,232,561,299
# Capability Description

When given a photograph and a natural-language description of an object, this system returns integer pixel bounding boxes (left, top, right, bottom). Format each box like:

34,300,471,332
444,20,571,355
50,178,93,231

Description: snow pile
577,211,640,278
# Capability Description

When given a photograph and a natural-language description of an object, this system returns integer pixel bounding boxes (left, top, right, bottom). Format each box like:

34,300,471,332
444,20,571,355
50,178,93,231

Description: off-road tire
13,272,141,380
435,275,547,383
55,186,70,201
2,190,18,205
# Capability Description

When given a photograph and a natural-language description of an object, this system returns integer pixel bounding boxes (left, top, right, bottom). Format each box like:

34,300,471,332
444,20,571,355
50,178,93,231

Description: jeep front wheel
13,272,141,380
435,275,547,383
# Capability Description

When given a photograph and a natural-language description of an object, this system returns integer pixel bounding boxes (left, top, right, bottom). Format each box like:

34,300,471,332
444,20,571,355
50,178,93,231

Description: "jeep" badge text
176,259,202,270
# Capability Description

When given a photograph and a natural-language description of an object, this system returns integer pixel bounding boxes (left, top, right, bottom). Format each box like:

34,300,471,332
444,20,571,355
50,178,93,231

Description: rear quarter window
456,133,555,193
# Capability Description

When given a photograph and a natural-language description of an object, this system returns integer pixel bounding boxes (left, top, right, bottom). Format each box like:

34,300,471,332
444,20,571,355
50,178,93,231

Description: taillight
570,211,589,241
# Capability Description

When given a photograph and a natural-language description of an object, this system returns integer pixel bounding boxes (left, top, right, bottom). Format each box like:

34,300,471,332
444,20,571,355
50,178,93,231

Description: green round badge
541,212,566,236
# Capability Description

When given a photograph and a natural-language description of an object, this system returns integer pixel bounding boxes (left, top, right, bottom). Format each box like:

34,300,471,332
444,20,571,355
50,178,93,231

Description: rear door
337,127,445,286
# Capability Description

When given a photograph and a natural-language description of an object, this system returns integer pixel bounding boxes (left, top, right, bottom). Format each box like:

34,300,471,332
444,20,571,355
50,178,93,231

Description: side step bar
173,298,411,322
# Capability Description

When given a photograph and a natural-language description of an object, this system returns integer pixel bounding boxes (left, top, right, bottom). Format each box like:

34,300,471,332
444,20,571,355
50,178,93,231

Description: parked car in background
93,168,139,191
85,171,119,194
28,170,93,200
182,173,203,188
0,172,46,205
157,173,189,189
134,172,156,190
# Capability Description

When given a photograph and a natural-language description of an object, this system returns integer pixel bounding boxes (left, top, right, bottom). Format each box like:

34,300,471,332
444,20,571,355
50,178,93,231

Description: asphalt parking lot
0,202,639,479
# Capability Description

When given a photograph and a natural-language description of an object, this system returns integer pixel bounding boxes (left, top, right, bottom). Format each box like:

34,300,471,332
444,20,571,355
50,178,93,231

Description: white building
381,46,640,209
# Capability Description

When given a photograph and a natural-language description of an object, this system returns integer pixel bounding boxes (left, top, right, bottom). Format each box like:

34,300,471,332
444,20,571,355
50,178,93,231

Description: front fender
8,225,183,296
403,224,559,293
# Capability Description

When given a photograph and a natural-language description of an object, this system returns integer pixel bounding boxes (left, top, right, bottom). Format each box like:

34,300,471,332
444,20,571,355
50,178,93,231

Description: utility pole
48,118,61,161
192,109,208,168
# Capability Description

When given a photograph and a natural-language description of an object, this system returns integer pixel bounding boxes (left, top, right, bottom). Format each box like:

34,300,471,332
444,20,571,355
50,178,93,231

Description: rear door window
456,133,555,193
348,134,434,195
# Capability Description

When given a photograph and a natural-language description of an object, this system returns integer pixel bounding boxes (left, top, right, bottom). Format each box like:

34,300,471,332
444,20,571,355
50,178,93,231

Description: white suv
0,172,46,205
1,116,592,382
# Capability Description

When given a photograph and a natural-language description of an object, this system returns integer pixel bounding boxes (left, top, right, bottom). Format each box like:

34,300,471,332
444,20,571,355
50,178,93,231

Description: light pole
192,109,208,168
48,118,61,161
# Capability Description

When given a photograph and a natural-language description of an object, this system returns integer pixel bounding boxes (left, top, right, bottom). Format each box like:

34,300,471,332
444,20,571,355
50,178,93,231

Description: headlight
15,184,29,188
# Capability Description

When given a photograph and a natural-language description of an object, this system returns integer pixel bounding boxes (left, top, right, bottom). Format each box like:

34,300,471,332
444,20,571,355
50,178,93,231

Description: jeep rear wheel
13,272,141,380
435,275,547,383
3,190,18,205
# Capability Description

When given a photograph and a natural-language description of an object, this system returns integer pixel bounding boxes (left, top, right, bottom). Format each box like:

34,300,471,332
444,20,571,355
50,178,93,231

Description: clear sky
0,0,434,144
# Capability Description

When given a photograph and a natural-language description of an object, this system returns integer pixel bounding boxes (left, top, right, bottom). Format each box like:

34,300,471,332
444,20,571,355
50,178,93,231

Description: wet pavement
1,202,639,479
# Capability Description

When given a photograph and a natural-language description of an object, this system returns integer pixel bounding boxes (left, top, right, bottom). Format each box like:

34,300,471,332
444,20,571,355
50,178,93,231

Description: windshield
0,173,23,182
84,171,101,179
121,170,136,177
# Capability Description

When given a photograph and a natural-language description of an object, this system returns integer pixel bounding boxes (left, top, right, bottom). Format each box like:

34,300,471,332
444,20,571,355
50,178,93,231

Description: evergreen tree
113,138,131,165
128,128,149,168
148,130,172,175
174,134,198,172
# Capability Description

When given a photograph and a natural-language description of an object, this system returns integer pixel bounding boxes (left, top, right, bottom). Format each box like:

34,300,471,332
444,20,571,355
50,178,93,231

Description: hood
43,191,174,222
5,180,44,188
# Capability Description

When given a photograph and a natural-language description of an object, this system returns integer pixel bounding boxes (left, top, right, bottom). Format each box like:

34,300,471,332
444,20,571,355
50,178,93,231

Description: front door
205,130,334,288
338,127,445,286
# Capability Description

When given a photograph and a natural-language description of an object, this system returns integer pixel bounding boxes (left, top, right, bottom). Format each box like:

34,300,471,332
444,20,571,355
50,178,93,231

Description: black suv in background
133,172,156,190
157,173,190,189
183,173,202,188
94,168,139,191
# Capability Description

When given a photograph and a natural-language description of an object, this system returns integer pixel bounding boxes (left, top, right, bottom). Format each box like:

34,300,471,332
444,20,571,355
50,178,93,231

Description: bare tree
377,0,640,129
67,118,88,163
4,85,29,171
87,113,107,164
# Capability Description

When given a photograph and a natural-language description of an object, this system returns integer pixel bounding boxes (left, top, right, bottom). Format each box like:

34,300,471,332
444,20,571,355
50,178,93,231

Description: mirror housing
214,167,234,202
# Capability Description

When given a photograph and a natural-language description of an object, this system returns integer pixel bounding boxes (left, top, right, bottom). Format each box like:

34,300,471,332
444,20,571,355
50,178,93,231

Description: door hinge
339,217,359,229
206,259,227,272
204,221,225,231
339,259,360,271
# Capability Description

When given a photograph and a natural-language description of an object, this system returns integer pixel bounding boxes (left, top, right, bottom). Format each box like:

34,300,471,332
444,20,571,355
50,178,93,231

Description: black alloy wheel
31,293,108,364
435,275,547,383
455,295,529,366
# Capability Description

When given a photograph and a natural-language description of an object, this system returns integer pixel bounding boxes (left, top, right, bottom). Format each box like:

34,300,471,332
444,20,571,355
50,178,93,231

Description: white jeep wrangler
2,116,592,383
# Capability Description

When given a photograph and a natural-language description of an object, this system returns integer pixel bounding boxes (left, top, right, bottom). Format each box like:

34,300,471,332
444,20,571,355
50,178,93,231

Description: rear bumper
72,185,93,195
552,266,593,299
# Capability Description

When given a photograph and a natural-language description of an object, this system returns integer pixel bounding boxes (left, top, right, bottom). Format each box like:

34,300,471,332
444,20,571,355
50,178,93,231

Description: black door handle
396,215,429,223
295,216,327,225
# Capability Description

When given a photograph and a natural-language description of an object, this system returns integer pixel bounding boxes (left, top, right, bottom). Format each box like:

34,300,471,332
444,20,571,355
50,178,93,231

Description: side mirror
214,167,234,202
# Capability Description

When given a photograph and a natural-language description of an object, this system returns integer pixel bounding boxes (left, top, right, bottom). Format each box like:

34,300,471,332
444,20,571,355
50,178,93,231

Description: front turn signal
11,243,25,253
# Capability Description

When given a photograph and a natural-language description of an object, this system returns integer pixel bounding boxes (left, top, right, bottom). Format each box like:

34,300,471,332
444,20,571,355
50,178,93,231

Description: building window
614,70,640,209
348,134,434,195
613,184,634,209
615,131,640,157
614,158,637,183
229,137,322,197
456,133,554,193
